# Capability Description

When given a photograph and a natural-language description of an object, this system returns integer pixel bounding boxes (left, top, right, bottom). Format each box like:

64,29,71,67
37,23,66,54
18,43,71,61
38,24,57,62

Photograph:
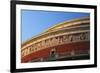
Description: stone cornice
21,17,90,48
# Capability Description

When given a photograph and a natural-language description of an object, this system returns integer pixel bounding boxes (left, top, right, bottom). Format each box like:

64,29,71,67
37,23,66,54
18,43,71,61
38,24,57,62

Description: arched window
50,48,57,60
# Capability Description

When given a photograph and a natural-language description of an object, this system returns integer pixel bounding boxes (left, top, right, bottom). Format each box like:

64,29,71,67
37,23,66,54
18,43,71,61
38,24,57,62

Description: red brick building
21,17,90,63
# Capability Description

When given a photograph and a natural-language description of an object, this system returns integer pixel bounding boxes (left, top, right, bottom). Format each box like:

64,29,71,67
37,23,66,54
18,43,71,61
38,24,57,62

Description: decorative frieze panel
21,31,90,57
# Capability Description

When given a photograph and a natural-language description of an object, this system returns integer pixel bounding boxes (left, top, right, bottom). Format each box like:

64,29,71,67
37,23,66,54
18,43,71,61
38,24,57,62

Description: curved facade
21,17,90,63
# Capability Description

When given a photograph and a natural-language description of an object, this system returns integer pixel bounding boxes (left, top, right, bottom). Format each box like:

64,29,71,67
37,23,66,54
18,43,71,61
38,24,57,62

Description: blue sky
21,10,90,43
